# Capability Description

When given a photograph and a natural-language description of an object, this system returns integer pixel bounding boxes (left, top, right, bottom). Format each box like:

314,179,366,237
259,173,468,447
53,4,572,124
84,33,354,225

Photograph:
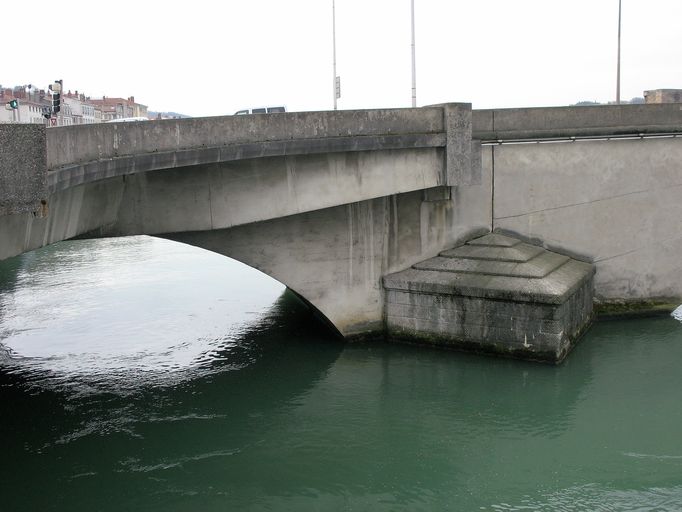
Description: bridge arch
0,106,484,339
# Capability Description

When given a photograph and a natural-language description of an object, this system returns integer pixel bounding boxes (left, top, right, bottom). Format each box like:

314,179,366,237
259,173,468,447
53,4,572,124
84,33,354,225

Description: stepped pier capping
1,102,681,363
383,233,595,363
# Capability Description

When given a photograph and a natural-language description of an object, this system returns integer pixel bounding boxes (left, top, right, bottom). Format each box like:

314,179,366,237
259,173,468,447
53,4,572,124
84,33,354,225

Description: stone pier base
383,234,595,363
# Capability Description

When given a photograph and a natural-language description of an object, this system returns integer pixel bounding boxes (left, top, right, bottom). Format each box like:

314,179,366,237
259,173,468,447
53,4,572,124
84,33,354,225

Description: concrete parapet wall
45,105,481,196
47,133,446,194
473,103,682,140
0,124,47,215
47,108,446,170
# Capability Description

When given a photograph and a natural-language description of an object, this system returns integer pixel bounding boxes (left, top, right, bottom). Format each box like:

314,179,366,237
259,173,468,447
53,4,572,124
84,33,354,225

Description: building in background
64,91,103,124
0,87,51,124
2,83,147,125
89,96,147,121
643,89,682,104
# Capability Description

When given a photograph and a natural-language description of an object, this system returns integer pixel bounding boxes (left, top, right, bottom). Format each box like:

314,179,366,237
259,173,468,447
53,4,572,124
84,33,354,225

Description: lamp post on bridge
411,0,417,107
616,0,622,104
332,0,340,110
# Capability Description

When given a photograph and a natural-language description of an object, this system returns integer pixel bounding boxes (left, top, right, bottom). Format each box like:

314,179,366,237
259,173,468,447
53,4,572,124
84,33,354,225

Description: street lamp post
616,0,622,104
411,0,417,107
332,0,338,110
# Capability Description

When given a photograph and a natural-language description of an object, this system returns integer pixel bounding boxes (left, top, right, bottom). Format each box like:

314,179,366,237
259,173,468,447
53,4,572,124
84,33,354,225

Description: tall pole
410,0,417,107
332,0,338,110
616,0,621,104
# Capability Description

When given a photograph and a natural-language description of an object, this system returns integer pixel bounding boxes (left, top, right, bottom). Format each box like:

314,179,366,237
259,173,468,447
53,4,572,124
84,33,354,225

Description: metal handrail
480,132,682,145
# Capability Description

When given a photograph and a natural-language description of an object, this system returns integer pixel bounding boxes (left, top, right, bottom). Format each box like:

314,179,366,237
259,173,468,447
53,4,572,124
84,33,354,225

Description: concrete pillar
442,103,473,186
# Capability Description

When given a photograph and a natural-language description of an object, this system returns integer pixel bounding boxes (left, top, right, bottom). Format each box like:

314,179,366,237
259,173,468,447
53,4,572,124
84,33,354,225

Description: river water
1,236,681,511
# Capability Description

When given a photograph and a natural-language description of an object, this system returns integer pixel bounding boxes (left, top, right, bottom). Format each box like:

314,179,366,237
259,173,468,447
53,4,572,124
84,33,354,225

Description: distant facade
1,84,148,125
0,87,51,124
643,89,682,104
64,91,102,125
89,96,148,121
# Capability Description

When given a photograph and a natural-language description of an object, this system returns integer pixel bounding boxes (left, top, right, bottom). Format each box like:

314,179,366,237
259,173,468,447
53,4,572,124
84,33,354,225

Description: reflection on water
0,236,290,391
1,237,681,511
486,483,682,511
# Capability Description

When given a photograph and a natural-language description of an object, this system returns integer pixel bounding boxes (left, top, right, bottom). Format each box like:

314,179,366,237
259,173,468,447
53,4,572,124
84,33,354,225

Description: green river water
0,236,681,511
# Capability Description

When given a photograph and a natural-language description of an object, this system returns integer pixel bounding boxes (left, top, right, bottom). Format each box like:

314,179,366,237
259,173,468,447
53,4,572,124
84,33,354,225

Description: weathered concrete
473,103,682,140
443,103,473,186
47,108,446,169
109,149,446,236
383,234,595,362
0,179,125,261
45,105,480,195
490,137,682,306
0,124,47,215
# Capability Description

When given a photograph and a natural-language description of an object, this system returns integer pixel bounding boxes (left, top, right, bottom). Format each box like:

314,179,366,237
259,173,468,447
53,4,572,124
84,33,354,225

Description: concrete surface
47,108,446,169
164,184,491,338
109,149,446,236
492,137,682,304
0,124,47,215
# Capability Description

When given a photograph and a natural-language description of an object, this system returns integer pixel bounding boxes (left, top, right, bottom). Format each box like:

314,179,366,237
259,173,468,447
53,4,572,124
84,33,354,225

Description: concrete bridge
1,103,681,343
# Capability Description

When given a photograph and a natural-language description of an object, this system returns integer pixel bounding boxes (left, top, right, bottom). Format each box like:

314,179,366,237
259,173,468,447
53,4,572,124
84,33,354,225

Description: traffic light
42,107,52,120
7,99,18,109
52,92,60,113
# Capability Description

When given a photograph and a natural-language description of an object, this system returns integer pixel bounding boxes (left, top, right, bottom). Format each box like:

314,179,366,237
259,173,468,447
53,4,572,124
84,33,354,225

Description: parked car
234,106,286,115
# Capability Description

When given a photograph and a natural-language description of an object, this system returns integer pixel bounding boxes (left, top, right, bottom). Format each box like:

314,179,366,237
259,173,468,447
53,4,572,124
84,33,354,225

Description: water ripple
624,452,682,461
119,448,241,473
486,483,682,511
0,236,285,395
672,305,682,322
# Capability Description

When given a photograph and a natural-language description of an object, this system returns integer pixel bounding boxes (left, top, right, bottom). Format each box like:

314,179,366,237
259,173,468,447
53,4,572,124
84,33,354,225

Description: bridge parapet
473,103,682,141
48,108,445,169
45,106,478,193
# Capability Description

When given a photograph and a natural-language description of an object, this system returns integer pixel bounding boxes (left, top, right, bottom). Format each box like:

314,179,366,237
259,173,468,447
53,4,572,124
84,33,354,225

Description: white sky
2,0,681,117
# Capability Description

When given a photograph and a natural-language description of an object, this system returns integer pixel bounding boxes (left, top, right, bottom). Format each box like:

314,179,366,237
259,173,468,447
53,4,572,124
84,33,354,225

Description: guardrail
479,132,682,145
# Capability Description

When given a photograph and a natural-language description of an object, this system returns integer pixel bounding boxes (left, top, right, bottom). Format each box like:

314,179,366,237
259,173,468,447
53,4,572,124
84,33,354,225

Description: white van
234,106,286,115
106,117,149,123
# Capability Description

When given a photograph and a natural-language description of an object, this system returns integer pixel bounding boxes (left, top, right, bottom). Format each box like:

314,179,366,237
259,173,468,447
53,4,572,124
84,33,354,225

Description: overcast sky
2,0,681,117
